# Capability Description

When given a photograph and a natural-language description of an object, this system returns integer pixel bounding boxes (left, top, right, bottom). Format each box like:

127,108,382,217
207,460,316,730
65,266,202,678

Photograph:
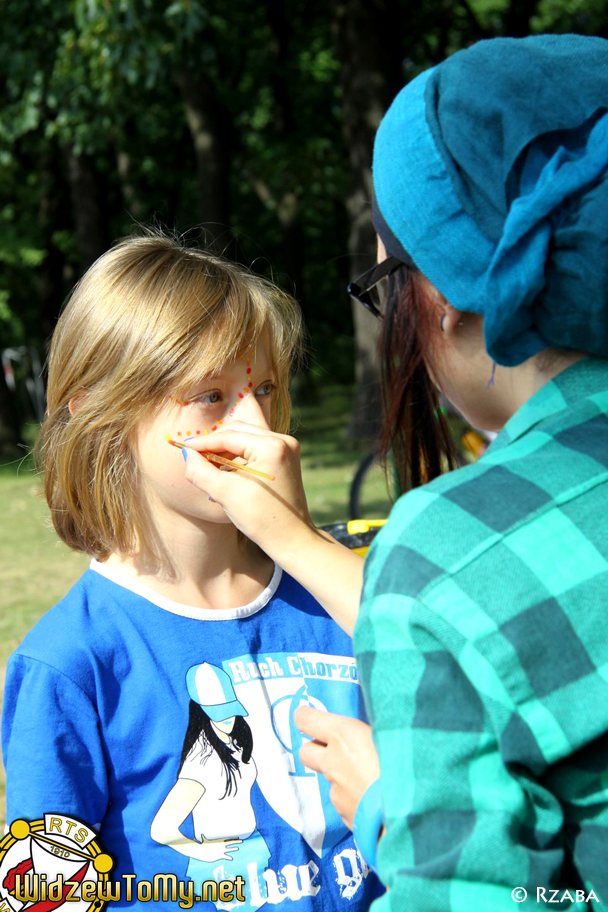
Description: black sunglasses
347,255,412,320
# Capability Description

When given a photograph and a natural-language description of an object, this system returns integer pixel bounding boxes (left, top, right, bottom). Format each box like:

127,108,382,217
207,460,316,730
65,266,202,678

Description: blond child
1,233,381,911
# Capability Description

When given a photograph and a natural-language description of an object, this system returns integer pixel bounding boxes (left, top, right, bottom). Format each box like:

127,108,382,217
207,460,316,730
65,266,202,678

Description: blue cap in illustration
186,662,248,722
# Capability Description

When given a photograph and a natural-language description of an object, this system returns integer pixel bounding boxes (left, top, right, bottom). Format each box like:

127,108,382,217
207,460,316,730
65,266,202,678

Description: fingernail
182,447,188,463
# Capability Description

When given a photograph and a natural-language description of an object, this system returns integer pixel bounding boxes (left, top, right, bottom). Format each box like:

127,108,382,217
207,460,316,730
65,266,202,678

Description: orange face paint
167,356,253,441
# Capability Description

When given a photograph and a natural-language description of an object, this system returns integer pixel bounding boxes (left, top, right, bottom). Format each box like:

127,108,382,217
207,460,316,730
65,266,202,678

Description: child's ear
68,390,87,415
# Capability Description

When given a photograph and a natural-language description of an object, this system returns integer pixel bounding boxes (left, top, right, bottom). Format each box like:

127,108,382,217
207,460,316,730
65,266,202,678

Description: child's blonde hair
37,230,304,561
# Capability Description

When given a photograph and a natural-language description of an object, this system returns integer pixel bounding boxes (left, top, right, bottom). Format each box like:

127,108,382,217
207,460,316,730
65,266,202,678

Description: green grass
293,385,395,525
0,472,90,665
0,385,395,831
0,461,90,832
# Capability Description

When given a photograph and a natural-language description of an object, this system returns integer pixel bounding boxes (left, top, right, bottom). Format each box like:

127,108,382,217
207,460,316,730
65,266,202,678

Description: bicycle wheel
349,451,395,521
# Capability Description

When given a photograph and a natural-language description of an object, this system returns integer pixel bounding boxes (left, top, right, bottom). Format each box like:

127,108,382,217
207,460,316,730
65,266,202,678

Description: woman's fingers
182,448,232,497
183,426,298,469
181,426,311,535
178,419,315,575
294,706,336,744
182,418,294,450
298,739,329,774
195,417,290,440
293,708,381,831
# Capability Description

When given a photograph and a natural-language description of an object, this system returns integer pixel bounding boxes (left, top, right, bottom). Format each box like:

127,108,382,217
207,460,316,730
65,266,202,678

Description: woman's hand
294,707,380,831
182,419,313,550
180,419,364,634
188,836,242,862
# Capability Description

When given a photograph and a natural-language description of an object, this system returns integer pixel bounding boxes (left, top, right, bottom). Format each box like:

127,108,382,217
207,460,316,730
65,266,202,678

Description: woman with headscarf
178,34,608,909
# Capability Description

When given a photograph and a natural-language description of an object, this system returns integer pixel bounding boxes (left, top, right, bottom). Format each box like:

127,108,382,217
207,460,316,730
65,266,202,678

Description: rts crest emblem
0,815,113,912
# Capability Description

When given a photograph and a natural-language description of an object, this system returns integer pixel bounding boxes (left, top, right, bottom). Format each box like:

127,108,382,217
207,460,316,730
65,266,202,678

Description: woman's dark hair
180,701,253,799
379,266,458,491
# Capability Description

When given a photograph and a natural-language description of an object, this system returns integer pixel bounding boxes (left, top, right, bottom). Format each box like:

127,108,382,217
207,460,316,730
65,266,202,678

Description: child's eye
255,381,276,398
193,390,223,406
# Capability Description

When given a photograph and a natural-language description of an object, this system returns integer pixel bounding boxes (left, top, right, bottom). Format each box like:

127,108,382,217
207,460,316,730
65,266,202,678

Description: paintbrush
166,438,275,481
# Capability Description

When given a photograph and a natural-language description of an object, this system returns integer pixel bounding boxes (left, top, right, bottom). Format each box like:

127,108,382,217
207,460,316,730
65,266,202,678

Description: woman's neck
497,349,587,422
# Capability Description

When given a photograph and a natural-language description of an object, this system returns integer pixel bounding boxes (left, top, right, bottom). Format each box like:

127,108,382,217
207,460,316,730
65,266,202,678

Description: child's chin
202,504,233,525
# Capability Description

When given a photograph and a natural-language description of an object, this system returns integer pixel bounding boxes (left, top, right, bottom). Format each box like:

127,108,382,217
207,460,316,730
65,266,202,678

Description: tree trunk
65,150,111,271
330,0,405,444
503,0,539,36
177,66,233,256
275,191,303,300
0,330,27,456
117,150,146,223
268,3,304,302
241,4,304,303
38,142,69,346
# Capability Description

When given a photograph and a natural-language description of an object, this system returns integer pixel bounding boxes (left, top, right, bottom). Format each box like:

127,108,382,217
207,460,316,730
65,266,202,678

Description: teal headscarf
372,35,608,367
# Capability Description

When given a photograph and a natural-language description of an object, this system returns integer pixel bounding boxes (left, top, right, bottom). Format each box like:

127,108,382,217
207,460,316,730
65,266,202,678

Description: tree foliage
0,0,604,451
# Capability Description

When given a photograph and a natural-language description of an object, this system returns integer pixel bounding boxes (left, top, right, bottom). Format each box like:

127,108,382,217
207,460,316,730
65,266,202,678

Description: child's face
133,341,277,528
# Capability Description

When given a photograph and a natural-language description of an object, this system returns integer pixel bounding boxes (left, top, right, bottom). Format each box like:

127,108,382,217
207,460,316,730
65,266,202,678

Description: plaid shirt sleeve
354,357,608,911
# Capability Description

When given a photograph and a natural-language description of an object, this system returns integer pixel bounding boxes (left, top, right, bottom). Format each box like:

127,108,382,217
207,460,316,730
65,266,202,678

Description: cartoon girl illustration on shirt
151,662,271,910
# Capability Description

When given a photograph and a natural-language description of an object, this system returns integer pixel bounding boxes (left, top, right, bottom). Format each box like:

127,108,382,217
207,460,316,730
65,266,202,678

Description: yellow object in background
461,430,488,459
321,520,387,557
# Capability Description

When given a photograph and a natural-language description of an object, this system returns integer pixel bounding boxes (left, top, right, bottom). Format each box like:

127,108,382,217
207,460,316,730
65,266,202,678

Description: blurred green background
2,0,606,454
1,0,605,831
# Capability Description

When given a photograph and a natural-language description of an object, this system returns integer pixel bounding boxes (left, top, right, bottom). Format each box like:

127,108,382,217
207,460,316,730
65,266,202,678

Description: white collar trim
89,558,282,621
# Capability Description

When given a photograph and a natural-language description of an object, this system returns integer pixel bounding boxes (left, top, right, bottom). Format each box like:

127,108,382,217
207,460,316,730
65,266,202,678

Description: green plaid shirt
355,356,608,911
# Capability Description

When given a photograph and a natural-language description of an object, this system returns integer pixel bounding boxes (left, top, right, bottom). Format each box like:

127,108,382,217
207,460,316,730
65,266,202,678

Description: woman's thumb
183,447,225,501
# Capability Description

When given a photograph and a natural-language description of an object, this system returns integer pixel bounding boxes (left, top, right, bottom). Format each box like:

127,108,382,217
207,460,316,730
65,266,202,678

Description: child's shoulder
272,570,353,649
10,567,124,692
273,570,328,619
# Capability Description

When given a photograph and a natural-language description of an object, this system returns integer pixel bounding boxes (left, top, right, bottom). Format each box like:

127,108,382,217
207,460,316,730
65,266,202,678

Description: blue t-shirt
2,563,382,910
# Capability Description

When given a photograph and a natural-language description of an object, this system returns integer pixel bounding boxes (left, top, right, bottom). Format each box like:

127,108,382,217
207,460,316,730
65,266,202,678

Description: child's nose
230,391,271,429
